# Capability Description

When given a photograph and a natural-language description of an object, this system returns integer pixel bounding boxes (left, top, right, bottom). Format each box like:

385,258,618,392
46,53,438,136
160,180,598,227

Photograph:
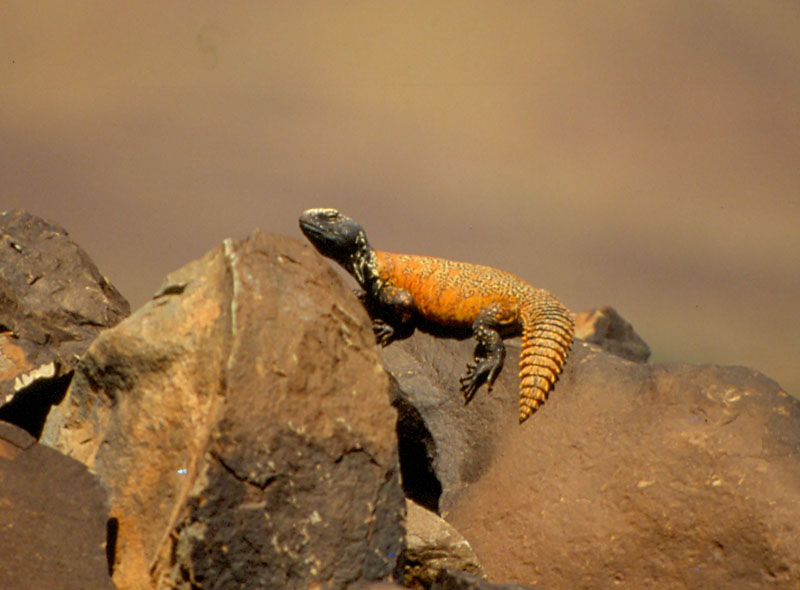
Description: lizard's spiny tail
518,297,574,422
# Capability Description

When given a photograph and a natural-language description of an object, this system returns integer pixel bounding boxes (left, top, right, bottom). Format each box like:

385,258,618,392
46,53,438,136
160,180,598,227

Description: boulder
42,232,405,590
382,332,800,589
0,210,129,436
0,420,113,590
574,305,650,362
404,499,485,589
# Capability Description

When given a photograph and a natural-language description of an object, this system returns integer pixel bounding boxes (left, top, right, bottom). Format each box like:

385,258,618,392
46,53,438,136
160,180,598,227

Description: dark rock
42,233,404,590
0,419,35,457
574,305,650,362
0,420,114,590
431,569,538,590
383,334,522,508
382,330,800,589
0,210,129,437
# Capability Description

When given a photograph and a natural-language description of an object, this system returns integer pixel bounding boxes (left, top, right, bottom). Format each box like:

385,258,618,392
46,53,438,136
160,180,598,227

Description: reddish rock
42,233,404,590
0,421,113,590
0,210,129,436
382,332,800,589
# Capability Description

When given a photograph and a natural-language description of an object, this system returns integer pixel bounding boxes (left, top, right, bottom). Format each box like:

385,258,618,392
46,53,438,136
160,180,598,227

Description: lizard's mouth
299,219,325,240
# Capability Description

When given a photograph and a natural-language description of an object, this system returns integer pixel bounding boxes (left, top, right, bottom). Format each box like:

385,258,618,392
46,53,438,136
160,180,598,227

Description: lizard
298,208,574,423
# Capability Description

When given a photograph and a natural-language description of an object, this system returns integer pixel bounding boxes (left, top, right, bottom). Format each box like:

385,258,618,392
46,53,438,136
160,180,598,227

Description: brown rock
404,499,485,589
573,305,650,362
382,331,800,589
0,421,114,590
0,210,129,436
42,233,404,590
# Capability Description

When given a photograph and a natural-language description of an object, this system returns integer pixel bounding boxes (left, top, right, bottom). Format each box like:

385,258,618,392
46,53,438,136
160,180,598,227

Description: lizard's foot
459,354,503,403
372,319,395,347
461,312,506,403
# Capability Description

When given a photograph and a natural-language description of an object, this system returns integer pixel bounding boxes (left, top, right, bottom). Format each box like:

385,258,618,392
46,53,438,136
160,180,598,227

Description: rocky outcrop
383,332,800,589
0,420,113,590
0,210,129,436
8,215,797,589
42,232,405,590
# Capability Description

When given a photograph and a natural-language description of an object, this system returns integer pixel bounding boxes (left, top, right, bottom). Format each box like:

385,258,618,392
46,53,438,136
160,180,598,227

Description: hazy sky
3,1,798,393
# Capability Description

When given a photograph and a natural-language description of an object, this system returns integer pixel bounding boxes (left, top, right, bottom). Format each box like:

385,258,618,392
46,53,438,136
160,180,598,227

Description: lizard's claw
459,361,485,403
459,355,503,403
372,319,395,347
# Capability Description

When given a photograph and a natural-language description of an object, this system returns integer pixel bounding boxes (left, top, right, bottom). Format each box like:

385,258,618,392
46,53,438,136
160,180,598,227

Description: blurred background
2,1,798,394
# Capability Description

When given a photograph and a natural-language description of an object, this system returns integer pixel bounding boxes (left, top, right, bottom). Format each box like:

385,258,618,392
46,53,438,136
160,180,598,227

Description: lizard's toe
485,362,503,393
459,363,483,402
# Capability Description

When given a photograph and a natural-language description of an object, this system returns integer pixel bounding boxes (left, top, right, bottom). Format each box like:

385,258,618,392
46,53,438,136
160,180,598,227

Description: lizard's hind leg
459,304,507,402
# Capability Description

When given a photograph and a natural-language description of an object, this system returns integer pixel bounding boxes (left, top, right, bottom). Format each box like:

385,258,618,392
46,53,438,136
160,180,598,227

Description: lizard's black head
299,208,368,264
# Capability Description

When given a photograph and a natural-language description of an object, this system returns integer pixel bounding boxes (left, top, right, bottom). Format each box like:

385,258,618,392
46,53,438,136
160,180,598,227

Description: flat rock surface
383,330,800,589
0,421,113,590
42,232,405,590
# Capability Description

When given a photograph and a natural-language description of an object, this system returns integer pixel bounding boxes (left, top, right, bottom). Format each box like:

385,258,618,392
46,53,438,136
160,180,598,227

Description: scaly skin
299,208,574,423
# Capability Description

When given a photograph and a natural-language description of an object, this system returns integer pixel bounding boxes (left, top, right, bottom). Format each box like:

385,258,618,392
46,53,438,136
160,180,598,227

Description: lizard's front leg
360,285,415,346
459,304,507,402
